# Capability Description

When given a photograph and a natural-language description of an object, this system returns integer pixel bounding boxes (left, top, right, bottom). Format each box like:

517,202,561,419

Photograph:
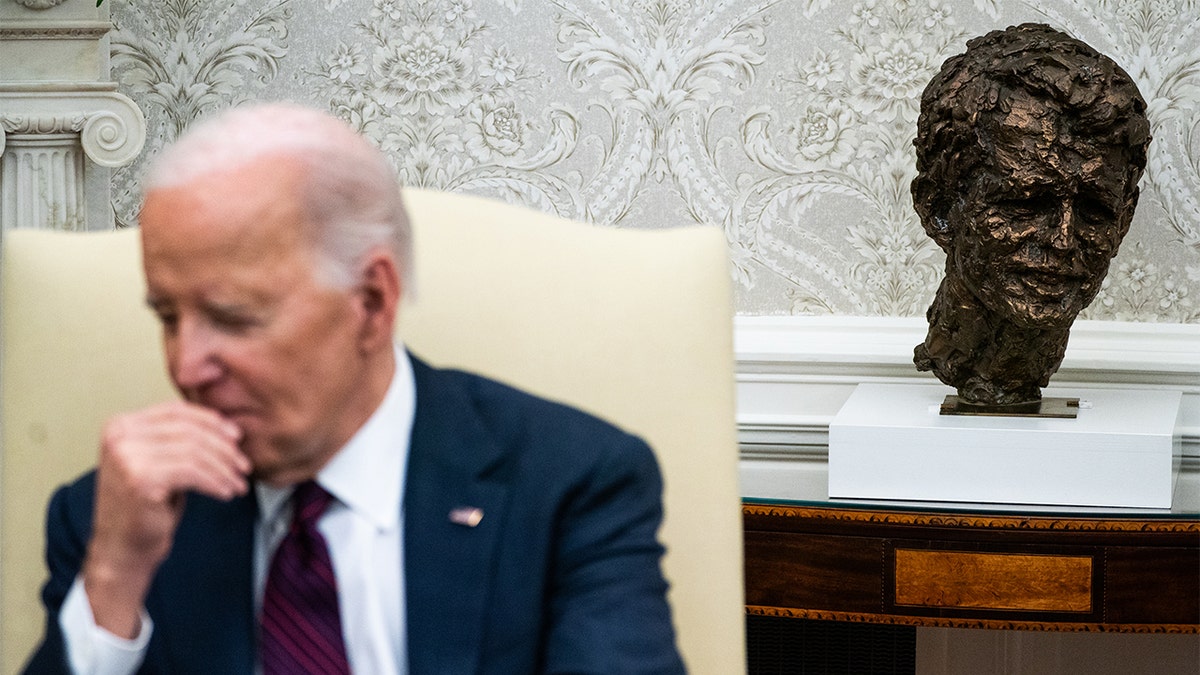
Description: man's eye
211,311,259,333
1075,197,1115,223
154,312,179,332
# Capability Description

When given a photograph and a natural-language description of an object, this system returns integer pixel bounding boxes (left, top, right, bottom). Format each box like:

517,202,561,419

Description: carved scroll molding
12,0,69,9
0,86,145,230
0,21,111,40
0,87,146,167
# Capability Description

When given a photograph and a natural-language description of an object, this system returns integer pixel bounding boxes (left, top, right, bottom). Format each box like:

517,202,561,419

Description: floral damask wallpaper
105,0,1200,321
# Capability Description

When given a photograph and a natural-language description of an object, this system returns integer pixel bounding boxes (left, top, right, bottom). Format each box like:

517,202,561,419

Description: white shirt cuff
59,576,152,675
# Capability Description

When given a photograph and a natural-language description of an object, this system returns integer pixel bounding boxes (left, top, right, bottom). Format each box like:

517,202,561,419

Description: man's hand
82,401,249,638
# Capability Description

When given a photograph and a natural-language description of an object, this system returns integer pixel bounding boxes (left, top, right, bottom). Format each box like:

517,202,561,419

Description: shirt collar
255,344,416,532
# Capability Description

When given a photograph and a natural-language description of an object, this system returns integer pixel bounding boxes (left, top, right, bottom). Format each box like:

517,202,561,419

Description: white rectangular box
828,384,1183,508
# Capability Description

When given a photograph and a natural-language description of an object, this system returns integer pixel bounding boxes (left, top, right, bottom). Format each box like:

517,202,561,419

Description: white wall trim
735,316,1200,503
737,315,1200,383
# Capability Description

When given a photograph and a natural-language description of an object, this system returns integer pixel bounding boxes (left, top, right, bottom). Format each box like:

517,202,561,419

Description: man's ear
355,250,401,352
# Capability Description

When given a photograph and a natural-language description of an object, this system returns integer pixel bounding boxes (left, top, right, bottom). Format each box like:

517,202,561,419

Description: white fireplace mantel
0,0,145,232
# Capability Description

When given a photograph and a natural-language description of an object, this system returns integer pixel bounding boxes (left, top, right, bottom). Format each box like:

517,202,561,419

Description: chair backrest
0,187,745,674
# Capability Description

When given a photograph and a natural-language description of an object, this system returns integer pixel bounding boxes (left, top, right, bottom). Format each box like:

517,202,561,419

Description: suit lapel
151,492,258,674
403,356,511,675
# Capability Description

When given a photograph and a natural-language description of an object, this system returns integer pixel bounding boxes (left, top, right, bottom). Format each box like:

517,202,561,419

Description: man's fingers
105,401,251,488
157,440,250,501
137,400,244,447
151,401,251,476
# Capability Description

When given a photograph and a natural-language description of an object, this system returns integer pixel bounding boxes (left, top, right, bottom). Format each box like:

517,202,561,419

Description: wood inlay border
745,605,1200,634
743,503,1200,533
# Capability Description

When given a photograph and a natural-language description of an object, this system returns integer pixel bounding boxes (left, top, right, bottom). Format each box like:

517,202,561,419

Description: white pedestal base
828,384,1183,508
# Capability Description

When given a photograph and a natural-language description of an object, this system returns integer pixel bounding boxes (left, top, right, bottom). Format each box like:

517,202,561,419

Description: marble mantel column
1,0,144,231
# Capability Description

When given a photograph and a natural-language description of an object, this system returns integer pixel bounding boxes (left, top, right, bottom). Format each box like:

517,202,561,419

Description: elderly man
24,104,684,674
911,23,1151,407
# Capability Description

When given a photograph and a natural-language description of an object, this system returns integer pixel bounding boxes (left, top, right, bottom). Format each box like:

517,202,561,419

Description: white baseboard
734,316,1200,507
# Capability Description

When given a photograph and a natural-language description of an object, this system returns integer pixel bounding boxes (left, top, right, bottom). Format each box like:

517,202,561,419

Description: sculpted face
944,100,1137,329
139,157,380,485
910,23,1150,406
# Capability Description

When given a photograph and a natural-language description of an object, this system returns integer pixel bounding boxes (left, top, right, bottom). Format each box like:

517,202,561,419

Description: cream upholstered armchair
0,188,744,674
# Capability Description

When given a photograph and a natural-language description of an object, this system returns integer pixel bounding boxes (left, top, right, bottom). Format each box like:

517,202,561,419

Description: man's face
945,103,1137,329
140,158,375,485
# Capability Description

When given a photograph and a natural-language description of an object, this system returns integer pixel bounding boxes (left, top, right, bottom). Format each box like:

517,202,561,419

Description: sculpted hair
143,103,412,292
911,23,1151,247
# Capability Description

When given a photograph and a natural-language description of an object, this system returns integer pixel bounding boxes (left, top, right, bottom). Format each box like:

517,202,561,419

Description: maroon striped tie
260,480,351,674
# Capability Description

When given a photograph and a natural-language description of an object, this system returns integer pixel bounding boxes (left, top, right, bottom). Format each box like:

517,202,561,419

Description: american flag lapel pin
449,506,484,527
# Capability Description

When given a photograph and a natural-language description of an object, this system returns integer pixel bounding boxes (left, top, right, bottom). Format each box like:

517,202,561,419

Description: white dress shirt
60,346,416,675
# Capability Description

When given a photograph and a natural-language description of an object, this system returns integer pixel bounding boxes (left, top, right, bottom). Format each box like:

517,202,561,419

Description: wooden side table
743,499,1200,632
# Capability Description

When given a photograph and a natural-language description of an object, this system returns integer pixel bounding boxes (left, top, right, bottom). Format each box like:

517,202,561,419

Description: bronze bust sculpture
912,23,1151,409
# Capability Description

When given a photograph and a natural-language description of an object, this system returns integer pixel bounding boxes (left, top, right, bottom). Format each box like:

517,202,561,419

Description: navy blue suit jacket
24,355,685,674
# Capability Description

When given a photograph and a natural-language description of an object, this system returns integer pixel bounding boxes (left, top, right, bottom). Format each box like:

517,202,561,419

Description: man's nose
170,318,224,391
1048,199,1078,251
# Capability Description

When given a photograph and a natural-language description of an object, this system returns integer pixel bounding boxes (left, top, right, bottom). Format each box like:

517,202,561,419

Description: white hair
143,102,412,292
